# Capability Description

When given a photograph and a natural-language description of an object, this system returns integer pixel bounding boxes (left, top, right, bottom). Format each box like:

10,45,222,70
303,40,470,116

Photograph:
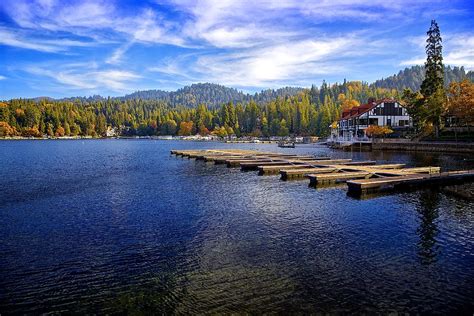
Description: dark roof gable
339,98,399,120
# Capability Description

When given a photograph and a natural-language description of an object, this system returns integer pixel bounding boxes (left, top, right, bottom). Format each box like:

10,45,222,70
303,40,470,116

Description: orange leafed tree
22,126,42,137
338,93,360,111
447,79,474,126
198,124,210,135
0,121,18,136
342,99,360,111
178,121,194,136
365,125,393,138
55,126,65,137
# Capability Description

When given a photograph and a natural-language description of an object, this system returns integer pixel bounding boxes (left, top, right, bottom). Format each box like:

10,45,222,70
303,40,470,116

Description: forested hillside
123,84,304,107
372,65,474,91
1,81,399,138
61,83,304,108
2,66,473,139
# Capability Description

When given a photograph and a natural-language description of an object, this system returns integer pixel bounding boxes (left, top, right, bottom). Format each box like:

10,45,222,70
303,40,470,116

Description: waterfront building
335,98,412,141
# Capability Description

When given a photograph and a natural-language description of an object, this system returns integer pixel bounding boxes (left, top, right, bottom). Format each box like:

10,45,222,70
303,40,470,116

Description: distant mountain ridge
59,83,305,108
371,65,474,91
42,66,474,106
123,84,306,107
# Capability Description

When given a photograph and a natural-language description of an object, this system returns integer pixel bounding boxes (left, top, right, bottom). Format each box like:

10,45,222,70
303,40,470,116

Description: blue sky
0,0,473,99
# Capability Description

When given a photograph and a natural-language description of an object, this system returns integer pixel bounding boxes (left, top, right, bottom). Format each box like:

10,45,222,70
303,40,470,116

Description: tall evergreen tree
403,20,446,136
421,20,445,137
421,20,444,97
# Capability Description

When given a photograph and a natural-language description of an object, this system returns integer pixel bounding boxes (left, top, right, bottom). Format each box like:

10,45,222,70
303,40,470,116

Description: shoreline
328,139,474,154
3,136,474,154
371,140,474,154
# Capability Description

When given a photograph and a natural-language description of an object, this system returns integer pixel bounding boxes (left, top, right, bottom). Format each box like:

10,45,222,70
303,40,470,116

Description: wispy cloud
106,41,135,65
24,63,141,92
1,0,188,46
147,36,356,87
199,38,353,85
171,0,453,48
444,35,474,69
0,75,6,80
0,26,97,53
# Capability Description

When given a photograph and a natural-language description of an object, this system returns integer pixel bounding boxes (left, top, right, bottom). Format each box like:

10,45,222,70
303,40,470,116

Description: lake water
1,140,473,314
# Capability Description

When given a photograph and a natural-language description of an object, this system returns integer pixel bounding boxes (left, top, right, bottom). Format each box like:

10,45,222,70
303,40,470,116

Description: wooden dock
171,149,474,198
347,170,474,195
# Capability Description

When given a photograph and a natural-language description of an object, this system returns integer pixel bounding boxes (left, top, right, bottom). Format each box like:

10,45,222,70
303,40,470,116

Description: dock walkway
171,149,474,197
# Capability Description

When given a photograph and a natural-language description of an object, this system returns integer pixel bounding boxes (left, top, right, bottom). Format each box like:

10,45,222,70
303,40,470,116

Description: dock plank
347,171,474,195
280,167,337,180
308,172,372,185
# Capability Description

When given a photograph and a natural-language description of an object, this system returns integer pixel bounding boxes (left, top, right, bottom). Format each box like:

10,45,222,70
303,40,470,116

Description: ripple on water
0,140,473,314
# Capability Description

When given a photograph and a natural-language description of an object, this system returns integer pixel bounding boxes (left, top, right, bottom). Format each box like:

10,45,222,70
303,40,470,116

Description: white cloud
0,27,62,52
0,75,6,80
170,0,453,48
1,0,188,47
152,36,356,87
24,63,141,91
0,27,96,52
106,41,135,65
444,35,474,69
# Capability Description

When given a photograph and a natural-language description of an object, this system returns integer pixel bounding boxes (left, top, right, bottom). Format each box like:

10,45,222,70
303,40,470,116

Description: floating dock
171,149,474,198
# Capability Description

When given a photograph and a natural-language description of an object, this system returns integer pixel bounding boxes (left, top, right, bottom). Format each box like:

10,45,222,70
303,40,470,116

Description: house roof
339,98,398,121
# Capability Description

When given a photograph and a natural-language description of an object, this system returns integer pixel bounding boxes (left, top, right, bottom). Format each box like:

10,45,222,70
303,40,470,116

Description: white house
336,98,412,140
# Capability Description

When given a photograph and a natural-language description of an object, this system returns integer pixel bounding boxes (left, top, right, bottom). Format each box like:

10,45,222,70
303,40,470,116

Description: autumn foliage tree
55,126,65,137
0,121,18,136
212,126,228,138
338,93,360,111
447,79,474,126
178,121,193,136
365,125,393,138
198,124,210,135
22,126,42,137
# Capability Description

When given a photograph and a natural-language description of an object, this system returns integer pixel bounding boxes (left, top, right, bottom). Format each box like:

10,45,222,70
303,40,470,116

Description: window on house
369,118,379,125
400,120,409,127
383,103,396,115
359,119,368,126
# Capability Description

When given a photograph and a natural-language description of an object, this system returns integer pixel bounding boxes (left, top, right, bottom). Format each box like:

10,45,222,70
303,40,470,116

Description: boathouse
336,98,412,140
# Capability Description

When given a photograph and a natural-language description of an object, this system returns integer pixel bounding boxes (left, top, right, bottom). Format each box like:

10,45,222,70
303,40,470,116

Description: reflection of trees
416,190,440,265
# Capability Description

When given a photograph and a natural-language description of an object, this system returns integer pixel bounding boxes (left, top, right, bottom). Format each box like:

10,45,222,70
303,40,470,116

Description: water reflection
416,190,441,265
1,140,473,314
103,274,183,314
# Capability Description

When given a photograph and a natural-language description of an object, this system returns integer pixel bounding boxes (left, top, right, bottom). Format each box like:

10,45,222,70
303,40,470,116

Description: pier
171,149,474,197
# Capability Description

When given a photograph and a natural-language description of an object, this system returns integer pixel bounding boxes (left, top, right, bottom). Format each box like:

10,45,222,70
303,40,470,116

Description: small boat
278,141,295,148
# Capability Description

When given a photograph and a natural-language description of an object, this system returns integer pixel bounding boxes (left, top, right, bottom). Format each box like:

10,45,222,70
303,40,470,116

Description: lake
1,140,473,314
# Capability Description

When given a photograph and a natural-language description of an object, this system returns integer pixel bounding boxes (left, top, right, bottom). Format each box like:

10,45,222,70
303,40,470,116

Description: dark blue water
1,140,473,314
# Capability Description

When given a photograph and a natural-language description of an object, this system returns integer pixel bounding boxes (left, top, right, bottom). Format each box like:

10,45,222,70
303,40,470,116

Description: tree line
0,81,400,138
60,83,305,108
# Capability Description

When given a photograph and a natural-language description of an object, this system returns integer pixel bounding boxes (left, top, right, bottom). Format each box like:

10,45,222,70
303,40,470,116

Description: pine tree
420,20,446,137
421,20,444,97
